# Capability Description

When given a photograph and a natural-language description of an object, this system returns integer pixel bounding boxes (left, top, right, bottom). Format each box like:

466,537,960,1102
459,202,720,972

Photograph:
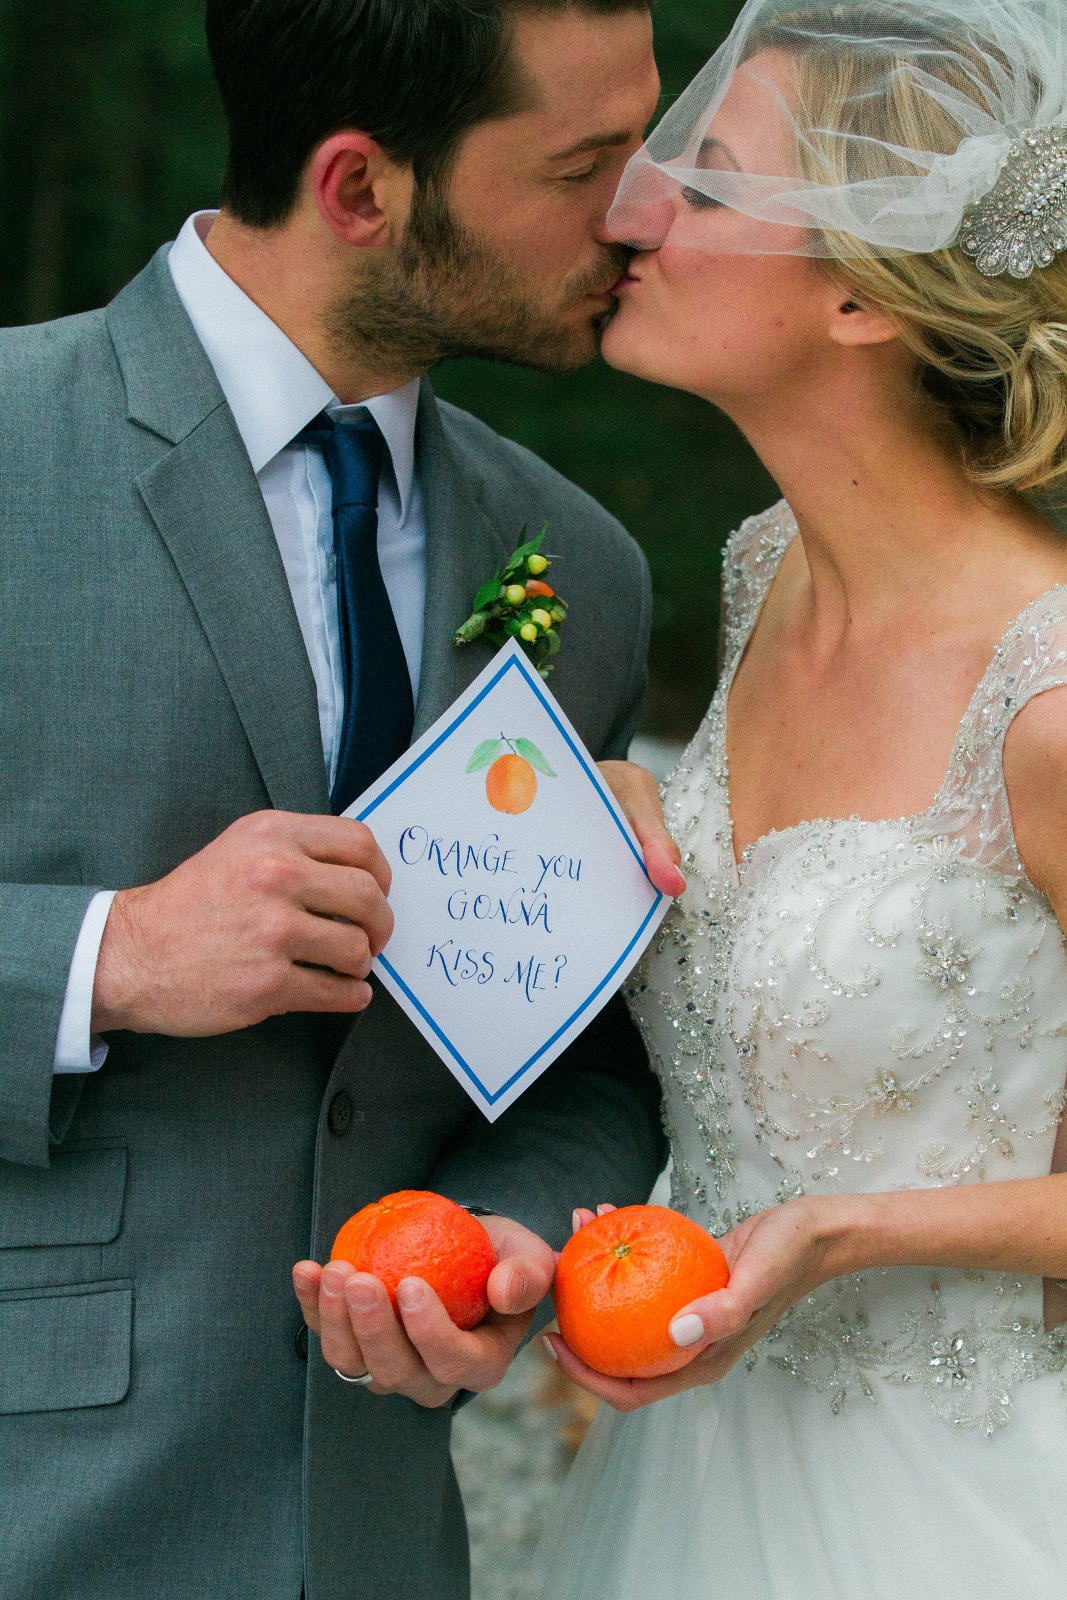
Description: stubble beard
325,179,632,378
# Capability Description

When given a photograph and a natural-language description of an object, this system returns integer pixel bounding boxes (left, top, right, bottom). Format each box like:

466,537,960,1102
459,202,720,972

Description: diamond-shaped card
345,640,669,1120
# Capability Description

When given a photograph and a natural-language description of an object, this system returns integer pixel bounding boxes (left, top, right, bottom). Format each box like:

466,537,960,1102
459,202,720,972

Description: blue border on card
357,649,665,1106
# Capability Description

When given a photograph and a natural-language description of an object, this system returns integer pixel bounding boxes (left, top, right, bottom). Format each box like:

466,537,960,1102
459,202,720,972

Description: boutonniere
454,526,568,678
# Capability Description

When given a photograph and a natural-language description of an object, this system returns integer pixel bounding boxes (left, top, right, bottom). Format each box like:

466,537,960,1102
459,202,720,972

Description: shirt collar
167,210,419,522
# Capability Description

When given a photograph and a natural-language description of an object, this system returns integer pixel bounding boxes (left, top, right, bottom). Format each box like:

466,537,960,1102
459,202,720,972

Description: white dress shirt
53,210,427,1073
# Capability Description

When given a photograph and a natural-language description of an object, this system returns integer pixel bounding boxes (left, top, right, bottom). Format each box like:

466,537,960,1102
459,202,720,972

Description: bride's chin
601,308,671,384
600,303,652,376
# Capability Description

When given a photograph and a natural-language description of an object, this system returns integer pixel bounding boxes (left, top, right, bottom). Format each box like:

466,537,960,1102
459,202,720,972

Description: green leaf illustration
466,738,507,774
514,738,556,778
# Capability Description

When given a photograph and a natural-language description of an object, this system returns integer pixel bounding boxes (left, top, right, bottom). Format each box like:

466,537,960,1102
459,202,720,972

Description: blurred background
0,1,761,1591
0,0,774,742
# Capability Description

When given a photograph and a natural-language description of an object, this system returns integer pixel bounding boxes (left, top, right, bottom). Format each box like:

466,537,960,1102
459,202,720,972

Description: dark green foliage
0,0,773,733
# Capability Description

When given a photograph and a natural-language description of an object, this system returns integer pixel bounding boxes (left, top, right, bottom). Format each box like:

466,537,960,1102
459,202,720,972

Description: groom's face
341,7,660,373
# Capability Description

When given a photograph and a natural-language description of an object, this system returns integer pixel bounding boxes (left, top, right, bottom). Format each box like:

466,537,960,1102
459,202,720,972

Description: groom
0,2,667,1598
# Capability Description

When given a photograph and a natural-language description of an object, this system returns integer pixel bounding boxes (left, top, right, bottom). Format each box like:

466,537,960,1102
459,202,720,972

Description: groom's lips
610,271,641,292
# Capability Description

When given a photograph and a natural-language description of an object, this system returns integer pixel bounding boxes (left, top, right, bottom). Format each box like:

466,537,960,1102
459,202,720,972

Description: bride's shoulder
720,498,796,627
997,585,1067,908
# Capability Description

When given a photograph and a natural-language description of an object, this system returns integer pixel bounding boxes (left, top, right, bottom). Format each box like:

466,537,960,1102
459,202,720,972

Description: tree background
0,0,773,735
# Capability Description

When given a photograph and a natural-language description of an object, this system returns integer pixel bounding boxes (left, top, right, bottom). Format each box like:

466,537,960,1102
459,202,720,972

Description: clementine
330,1190,496,1331
485,752,538,814
554,1204,730,1378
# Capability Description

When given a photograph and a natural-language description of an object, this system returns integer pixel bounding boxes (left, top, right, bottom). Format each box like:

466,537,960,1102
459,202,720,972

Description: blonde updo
756,11,1067,494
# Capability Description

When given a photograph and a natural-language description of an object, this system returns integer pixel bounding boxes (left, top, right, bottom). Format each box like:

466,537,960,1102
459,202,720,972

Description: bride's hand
597,761,686,897
546,1198,837,1412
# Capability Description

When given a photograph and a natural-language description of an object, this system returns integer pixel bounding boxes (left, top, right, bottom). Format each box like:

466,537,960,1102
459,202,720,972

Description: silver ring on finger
333,1366,375,1386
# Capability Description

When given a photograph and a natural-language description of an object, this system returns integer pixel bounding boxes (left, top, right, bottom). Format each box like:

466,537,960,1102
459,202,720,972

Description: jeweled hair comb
959,125,1067,280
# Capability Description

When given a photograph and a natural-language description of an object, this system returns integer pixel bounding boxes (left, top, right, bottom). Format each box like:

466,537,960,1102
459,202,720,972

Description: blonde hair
754,11,1067,494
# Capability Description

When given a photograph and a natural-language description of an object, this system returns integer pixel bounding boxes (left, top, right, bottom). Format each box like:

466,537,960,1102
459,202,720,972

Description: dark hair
206,0,648,228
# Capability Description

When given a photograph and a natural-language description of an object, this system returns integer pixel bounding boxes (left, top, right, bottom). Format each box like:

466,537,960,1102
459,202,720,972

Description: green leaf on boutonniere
501,527,547,577
465,738,507,774
514,738,556,777
472,577,504,612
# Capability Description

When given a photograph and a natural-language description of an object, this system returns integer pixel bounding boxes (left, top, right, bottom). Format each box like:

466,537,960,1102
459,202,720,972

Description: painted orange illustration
467,734,556,813
485,753,538,814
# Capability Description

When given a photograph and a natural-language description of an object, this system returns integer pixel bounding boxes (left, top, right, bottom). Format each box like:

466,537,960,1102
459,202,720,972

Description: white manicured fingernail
572,1210,583,1234
669,1314,705,1348
542,1337,559,1363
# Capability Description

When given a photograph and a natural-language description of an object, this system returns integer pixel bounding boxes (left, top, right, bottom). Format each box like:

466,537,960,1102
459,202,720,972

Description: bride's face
601,51,842,408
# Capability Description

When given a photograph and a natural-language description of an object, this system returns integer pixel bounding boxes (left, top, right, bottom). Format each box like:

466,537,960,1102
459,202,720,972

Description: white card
346,640,669,1120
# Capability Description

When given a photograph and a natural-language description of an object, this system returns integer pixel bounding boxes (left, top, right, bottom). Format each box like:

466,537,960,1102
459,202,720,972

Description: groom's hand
597,761,686,897
291,1214,555,1408
92,811,393,1036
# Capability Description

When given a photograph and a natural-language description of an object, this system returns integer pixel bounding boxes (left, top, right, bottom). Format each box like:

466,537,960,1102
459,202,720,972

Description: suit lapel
107,251,330,817
411,380,514,737
108,259,520,804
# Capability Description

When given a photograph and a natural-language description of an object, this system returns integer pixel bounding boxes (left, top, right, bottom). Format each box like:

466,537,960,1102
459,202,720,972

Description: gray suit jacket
0,249,666,1600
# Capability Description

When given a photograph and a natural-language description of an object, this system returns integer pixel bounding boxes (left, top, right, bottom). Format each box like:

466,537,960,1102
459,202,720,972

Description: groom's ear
309,131,414,249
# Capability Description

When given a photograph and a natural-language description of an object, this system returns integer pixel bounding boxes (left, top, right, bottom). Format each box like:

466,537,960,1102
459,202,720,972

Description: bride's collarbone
723,645,998,847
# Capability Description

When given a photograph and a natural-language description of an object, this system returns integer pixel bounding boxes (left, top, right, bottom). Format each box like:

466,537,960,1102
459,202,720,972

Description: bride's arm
548,1175,1067,1411
1003,682,1067,1325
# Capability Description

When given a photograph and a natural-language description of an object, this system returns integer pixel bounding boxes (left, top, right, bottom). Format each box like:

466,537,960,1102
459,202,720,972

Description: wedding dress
538,502,1067,1600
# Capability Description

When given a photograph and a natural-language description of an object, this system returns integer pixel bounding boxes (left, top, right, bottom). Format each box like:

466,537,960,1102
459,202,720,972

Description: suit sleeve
0,883,104,1167
430,992,666,1252
429,542,667,1248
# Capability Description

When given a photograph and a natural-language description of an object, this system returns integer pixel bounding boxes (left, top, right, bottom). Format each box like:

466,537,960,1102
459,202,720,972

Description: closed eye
681,185,724,210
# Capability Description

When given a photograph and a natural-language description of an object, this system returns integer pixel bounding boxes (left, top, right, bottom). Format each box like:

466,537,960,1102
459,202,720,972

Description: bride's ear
827,294,899,348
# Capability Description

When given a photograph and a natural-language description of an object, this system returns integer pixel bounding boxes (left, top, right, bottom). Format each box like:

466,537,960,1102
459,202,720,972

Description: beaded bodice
628,502,1067,1431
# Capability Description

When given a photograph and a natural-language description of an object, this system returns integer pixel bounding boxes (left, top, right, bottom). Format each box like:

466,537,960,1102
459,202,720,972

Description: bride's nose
605,193,675,251
605,167,677,252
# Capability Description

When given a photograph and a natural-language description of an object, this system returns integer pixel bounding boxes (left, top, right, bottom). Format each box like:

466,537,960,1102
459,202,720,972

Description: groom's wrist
90,888,141,1034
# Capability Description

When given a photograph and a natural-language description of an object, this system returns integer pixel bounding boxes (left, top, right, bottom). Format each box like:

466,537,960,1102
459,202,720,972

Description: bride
540,0,1067,1595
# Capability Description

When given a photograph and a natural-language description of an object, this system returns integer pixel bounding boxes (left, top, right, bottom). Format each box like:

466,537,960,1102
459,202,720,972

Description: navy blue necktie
298,410,415,814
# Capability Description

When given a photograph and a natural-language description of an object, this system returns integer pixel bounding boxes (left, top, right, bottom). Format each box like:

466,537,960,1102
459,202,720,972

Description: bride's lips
610,270,642,292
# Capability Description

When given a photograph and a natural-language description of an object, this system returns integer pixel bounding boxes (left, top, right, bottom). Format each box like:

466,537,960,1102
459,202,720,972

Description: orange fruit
554,1205,730,1378
330,1190,496,1331
525,579,556,599
485,753,537,814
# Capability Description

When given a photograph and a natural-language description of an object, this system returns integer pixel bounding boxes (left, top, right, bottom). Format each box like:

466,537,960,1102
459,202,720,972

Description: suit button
328,1090,354,1136
295,1324,309,1361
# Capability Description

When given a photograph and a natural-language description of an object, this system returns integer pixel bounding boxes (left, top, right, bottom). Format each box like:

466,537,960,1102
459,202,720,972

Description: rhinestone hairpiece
959,125,1067,280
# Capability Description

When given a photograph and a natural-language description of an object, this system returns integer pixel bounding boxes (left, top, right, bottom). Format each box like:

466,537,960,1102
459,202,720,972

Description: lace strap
935,584,1067,874
719,500,795,668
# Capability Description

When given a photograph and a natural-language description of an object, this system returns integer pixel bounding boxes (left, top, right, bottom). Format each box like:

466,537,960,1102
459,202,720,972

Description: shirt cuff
53,890,118,1075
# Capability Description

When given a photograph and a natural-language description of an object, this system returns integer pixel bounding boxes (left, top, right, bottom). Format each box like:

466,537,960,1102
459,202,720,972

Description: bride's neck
732,377,1031,639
